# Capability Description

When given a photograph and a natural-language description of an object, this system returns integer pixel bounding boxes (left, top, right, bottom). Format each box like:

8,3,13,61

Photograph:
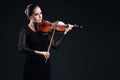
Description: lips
39,19,42,22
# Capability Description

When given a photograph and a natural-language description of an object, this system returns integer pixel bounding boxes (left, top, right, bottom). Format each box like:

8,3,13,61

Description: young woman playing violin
18,3,74,80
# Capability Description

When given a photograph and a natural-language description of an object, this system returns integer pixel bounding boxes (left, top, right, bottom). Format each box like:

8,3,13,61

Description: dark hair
25,4,39,18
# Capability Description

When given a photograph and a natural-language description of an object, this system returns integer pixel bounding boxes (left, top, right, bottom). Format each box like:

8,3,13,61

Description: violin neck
72,24,79,28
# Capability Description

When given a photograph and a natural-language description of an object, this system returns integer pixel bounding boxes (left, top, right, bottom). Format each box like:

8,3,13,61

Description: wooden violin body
37,20,66,33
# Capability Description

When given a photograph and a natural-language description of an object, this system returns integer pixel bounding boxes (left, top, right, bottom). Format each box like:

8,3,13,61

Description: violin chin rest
57,21,66,26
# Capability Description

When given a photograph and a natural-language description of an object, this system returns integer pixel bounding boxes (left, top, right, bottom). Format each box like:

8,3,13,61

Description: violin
37,20,83,33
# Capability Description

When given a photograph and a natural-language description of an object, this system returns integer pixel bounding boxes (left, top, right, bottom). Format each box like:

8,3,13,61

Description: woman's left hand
64,24,73,34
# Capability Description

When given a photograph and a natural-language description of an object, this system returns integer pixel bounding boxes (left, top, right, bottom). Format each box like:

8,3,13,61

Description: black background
0,0,120,80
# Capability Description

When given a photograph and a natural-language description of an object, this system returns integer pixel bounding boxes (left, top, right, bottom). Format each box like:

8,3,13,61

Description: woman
18,3,73,80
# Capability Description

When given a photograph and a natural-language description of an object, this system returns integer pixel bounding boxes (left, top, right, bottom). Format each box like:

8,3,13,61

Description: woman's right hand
34,50,50,60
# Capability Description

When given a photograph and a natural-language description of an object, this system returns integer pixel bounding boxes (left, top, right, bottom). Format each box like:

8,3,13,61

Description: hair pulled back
25,4,39,18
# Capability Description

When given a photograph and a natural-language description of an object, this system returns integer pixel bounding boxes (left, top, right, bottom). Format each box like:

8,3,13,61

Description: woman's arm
18,28,50,60
18,28,35,55
51,24,73,49
51,32,66,49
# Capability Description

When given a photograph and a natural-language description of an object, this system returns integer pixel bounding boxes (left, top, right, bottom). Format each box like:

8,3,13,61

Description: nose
39,14,42,18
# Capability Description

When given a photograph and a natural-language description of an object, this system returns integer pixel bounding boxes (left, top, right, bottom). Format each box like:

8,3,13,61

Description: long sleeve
18,28,35,55
51,32,66,49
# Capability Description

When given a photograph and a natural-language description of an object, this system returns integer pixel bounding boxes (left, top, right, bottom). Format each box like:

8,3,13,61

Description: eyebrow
34,11,42,14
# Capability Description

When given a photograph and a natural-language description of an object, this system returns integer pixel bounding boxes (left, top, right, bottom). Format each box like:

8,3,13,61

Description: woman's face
30,6,43,23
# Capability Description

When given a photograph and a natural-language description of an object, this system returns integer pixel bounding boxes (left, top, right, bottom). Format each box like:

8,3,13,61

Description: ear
28,16,32,20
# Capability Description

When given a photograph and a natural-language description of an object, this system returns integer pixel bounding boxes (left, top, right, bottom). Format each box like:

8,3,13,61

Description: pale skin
28,6,73,61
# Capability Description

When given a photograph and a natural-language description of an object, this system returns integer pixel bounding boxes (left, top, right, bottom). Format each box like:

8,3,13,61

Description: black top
18,26,66,56
18,26,66,80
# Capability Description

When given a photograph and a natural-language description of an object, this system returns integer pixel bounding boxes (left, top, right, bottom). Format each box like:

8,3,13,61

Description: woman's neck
28,22,37,32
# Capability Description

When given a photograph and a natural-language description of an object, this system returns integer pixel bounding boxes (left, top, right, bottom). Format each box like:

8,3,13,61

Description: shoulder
19,26,30,34
21,25,28,30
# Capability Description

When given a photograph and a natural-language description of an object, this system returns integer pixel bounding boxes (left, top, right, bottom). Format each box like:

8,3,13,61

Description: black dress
18,26,66,80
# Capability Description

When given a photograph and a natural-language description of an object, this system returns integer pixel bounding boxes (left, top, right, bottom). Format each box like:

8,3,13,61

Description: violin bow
45,21,58,62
